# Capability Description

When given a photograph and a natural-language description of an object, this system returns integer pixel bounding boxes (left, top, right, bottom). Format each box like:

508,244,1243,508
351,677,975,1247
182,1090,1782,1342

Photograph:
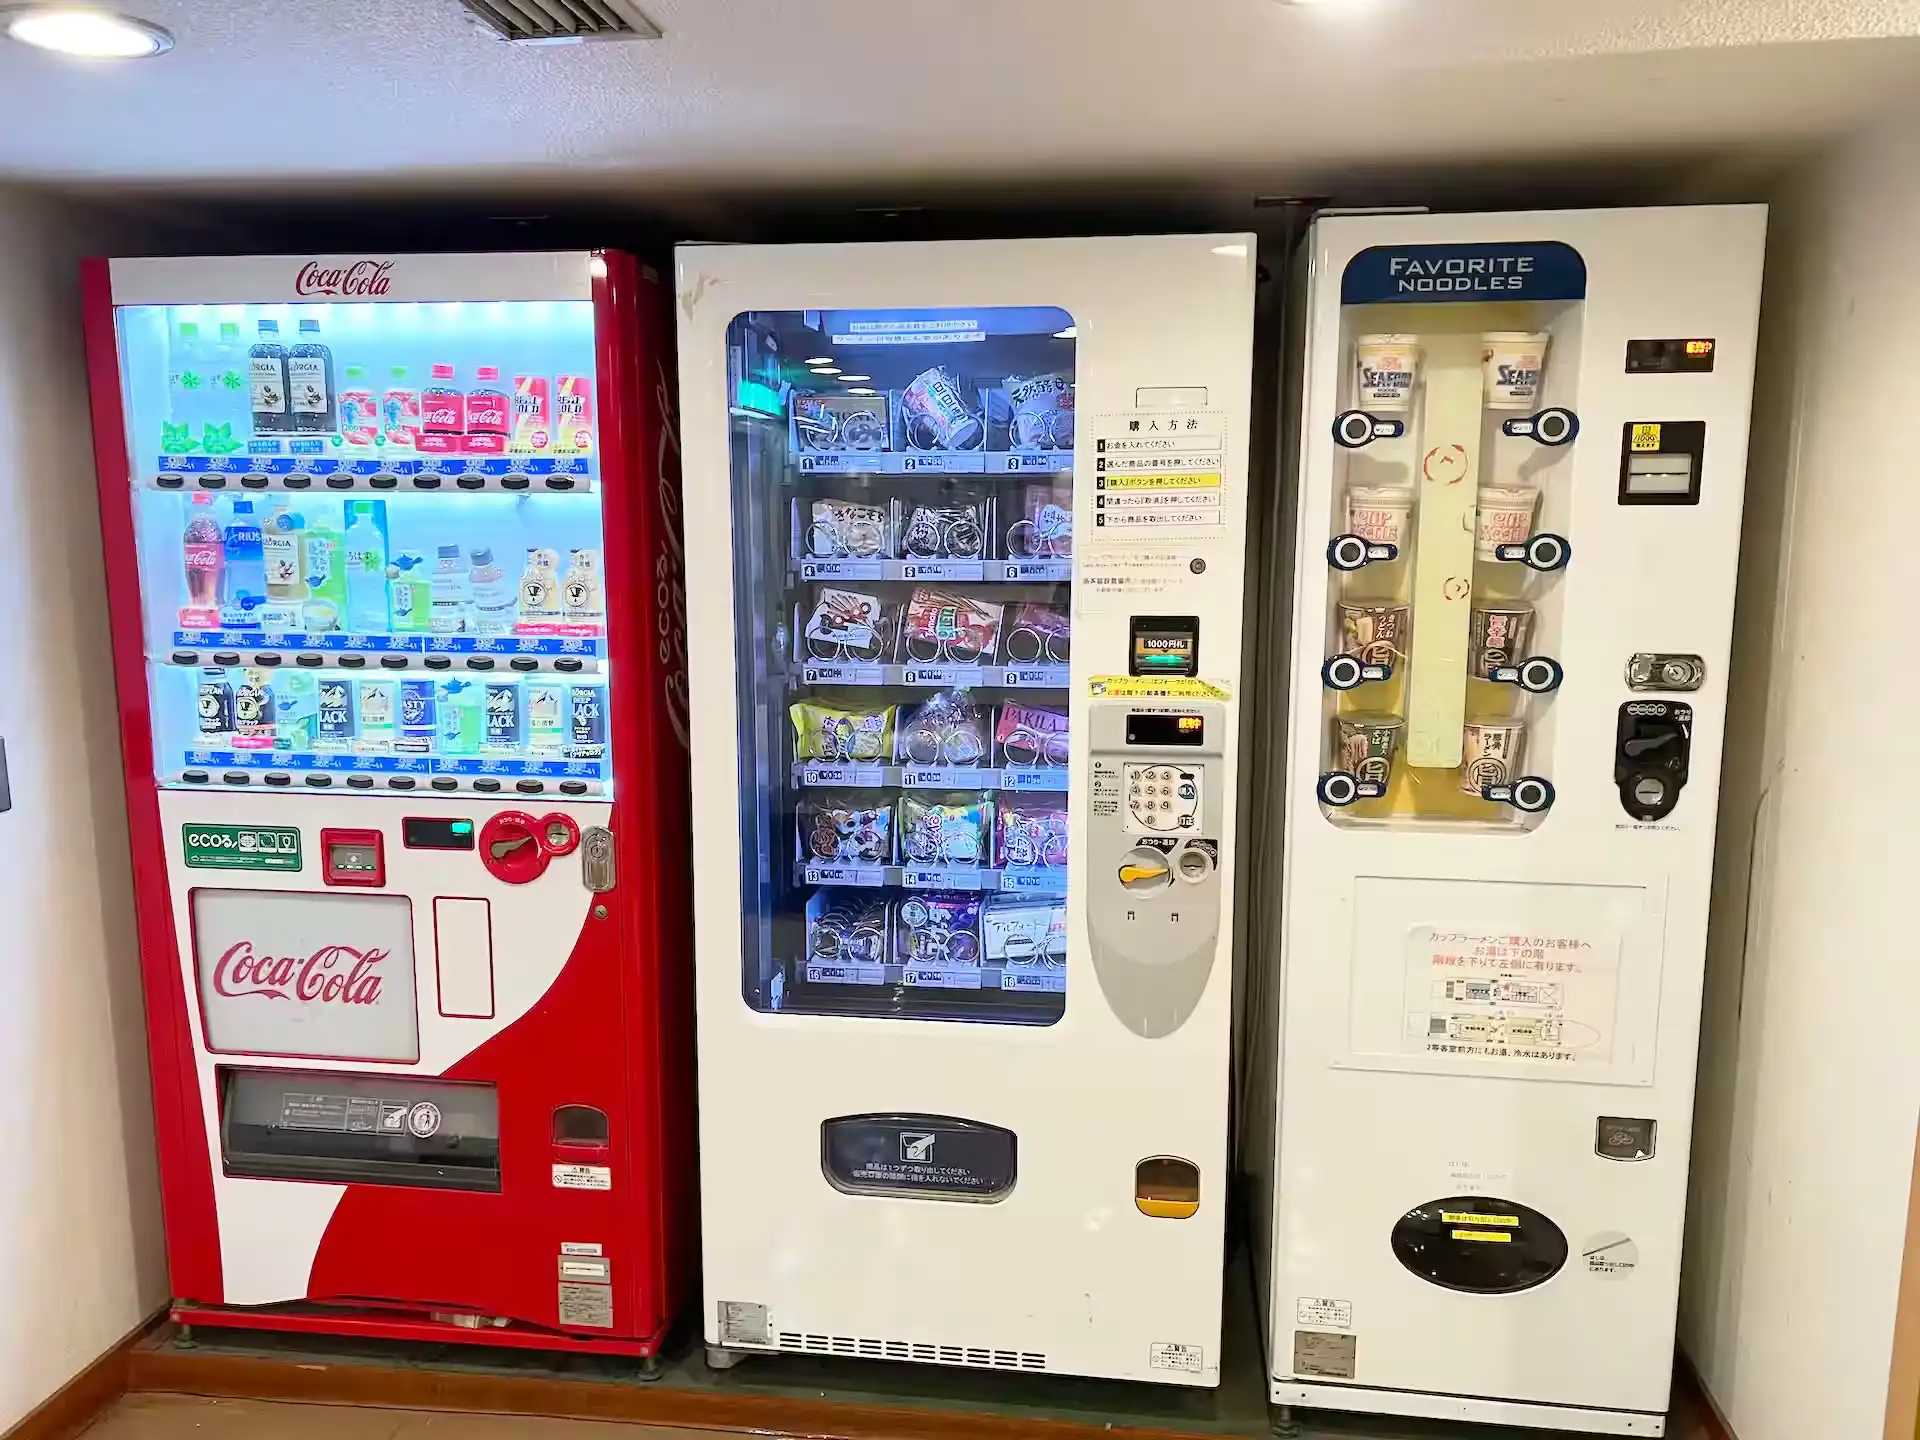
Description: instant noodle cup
1353,334,1422,411
1482,331,1550,410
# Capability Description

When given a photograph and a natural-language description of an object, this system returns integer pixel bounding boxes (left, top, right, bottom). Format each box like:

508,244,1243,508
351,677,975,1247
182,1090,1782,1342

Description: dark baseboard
1,1310,166,1440
1673,1352,1737,1440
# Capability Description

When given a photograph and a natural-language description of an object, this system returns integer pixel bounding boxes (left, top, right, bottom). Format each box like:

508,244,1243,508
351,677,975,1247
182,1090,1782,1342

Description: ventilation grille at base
778,1332,1045,1372
456,0,661,43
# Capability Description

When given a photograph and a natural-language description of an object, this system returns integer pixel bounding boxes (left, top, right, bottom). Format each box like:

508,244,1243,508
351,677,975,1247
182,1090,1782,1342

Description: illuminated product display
1250,207,1766,1432
84,251,695,1355
680,236,1255,1385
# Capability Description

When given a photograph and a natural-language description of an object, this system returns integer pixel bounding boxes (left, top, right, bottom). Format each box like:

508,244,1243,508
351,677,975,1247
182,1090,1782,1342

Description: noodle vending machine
82,251,694,1355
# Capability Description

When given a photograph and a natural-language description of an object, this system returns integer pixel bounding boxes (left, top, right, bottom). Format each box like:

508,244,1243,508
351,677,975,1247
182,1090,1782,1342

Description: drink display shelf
175,747,606,796
791,448,1073,477
798,958,1067,993
792,762,1066,793
146,456,596,494
796,661,1069,689
164,631,604,672
799,862,1068,894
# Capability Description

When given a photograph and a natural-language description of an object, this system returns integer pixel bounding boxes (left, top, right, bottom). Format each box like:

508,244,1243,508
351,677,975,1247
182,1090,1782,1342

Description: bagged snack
898,793,994,866
791,701,896,763
895,892,984,967
998,702,1070,768
899,587,1003,664
1003,603,1071,664
798,793,893,865
895,692,990,767
997,804,1070,868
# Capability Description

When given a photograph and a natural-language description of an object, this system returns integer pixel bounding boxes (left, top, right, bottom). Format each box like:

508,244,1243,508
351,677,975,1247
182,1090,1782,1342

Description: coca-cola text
213,941,389,1006
293,260,394,298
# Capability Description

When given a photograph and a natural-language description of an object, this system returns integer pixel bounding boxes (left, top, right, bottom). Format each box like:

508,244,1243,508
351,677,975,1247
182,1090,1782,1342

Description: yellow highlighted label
1088,676,1231,701
1441,1211,1520,1227
1451,1229,1512,1244
1101,471,1222,491
1631,423,1663,452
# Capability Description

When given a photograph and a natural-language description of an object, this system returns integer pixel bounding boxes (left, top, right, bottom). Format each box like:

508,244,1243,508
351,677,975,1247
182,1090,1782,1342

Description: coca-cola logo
294,259,393,298
652,355,690,750
212,940,389,1005
422,404,460,428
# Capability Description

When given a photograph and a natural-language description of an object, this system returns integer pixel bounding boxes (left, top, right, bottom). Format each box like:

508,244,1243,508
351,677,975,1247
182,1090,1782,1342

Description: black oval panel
1390,1195,1567,1295
822,1114,1015,1203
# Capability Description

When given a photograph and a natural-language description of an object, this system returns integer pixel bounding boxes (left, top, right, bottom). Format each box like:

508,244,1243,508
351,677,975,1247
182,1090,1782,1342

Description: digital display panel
1126,713,1205,747
1129,615,1200,677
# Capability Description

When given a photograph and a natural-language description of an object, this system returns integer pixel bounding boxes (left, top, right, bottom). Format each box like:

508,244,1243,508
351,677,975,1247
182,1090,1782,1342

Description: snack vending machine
677,237,1256,1384
83,251,694,1354
1254,207,1765,1430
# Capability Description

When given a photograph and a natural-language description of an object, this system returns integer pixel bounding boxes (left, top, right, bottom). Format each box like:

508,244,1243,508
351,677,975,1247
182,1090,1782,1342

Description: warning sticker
1583,1231,1640,1280
717,1300,771,1348
557,1282,612,1328
1149,1342,1204,1373
552,1163,612,1191
1296,1297,1353,1330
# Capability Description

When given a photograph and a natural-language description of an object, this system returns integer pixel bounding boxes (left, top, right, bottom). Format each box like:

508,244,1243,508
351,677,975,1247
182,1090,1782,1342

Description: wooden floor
86,1394,718,1440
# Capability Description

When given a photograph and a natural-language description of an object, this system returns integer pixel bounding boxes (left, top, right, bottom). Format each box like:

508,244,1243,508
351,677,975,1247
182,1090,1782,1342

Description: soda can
1460,718,1527,797
568,683,607,762
1336,601,1409,669
233,668,276,749
315,677,356,751
197,668,235,739
554,374,596,456
484,680,523,755
397,678,437,755
901,365,984,451
1467,601,1535,678
1332,712,1403,784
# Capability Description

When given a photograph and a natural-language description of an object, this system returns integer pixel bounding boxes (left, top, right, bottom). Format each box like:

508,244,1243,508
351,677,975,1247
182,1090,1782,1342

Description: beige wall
1680,99,1920,1440
0,185,167,1428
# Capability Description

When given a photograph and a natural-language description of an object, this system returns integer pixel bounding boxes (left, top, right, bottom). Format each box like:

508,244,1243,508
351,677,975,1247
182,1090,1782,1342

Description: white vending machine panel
1262,207,1764,1433
678,236,1255,1386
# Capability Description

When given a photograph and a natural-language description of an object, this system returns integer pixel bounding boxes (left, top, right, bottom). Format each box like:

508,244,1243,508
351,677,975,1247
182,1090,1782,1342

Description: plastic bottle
249,319,290,434
205,320,250,452
562,548,605,630
221,499,266,629
387,553,432,633
343,501,390,633
275,671,319,752
181,492,225,624
288,317,337,433
468,547,516,635
166,320,207,453
383,366,421,451
261,501,306,632
420,363,464,454
338,365,379,449
430,543,473,634
301,505,346,632
466,365,510,454
518,547,561,629
437,678,483,756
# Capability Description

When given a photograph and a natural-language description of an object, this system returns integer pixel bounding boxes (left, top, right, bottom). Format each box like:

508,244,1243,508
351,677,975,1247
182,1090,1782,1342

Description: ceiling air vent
457,0,661,43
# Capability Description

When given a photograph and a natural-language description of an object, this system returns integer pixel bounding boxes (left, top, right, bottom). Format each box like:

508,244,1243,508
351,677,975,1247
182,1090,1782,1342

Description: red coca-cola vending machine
81,250,693,1356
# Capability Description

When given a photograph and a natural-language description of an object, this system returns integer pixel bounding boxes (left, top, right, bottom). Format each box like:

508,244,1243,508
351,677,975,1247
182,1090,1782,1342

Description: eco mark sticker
183,823,302,872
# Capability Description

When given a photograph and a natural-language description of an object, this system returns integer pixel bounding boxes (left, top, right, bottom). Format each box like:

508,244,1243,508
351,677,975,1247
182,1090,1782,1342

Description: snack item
901,365,984,450
895,892,983,968
895,692,990,767
1467,602,1535,678
899,587,1003,665
1333,712,1403,784
981,897,1067,965
1475,486,1539,561
900,500,985,559
795,394,888,452
806,499,890,559
1345,485,1414,549
998,703,1069,767
1459,719,1527,797
998,804,1070,869
1482,332,1550,410
799,794,893,864
1003,603,1071,665
1354,334,1423,411
1336,601,1409,668
1005,484,1073,559
1006,372,1075,450
791,702,897,763
805,893,888,969
899,793,993,866
803,586,889,662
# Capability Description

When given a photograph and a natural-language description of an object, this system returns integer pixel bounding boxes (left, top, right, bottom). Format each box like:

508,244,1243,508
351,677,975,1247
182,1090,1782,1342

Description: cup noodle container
1354,334,1423,412
1346,485,1415,550
1336,601,1409,668
1333,712,1404,784
1475,485,1538,562
1459,718,1527,797
1482,331,1550,410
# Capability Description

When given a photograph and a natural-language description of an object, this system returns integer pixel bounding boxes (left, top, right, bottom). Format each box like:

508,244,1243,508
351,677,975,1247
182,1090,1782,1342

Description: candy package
894,692,991,767
791,701,896,763
901,366,984,451
894,892,984,968
804,498,891,559
898,793,993,867
899,587,1003,665
997,804,1070,869
802,586,892,662
1004,484,1073,559
797,793,893,865
998,702,1070,768
899,499,986,560
1003,603,1071,665
1005,373,1075,450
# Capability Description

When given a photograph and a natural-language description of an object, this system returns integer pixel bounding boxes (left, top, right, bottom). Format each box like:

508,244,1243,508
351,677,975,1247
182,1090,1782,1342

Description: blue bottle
397,679,437,755
221,498,266,630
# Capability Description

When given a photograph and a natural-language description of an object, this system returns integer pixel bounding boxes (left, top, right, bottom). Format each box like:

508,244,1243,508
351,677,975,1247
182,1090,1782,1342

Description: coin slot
1135,1155,1201,1219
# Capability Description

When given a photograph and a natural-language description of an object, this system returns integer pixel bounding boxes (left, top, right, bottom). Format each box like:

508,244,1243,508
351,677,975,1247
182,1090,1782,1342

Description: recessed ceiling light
2,6,174,57
804,356,833,366
845,387,877,396
838,374,872,383
810,365,841,375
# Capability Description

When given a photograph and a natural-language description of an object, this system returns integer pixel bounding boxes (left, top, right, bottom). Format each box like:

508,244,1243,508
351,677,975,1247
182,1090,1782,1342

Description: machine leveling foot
1270,1404,1301,1438
705,1345,748,1371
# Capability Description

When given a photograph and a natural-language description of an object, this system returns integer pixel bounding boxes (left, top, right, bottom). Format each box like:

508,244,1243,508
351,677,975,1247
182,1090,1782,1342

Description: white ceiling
5,0,1920,196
